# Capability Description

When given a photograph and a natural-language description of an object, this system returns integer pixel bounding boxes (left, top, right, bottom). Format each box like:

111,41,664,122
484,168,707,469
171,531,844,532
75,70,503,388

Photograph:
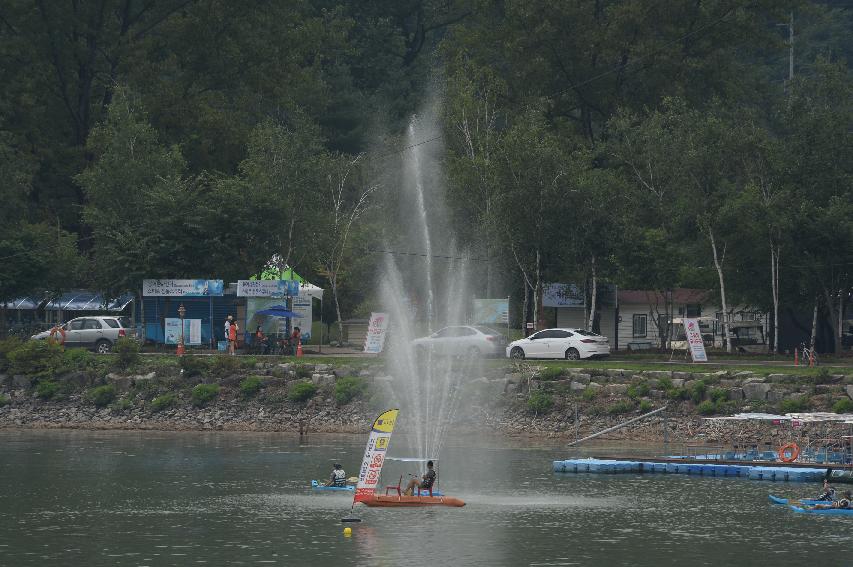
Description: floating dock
553,458,837,482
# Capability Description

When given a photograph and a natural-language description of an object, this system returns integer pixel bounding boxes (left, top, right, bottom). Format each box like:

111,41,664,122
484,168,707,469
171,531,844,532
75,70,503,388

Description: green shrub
86,384,116,407
709,388,728,404
212,355,241,374
8,340,64,378
539,367,564,381
288,381,317,403
639,399,653,412
656,376,673,391
0,394,10,406
607,400,636,415
335,376,367,405
180,356,209,377
626,380,650,400
295,365,313,379
63,348,93,370
240,376,264,398
112,396,133,411
35,380,60,400
241,356,258,368
697,400,717,415
811,368,832,385
832,398,853,414
113,338,140,368
689,380,707,403
666,387,688,400
582,386,598,401
191,383,220,407
151,392,177,412
527,391,554,414
0,337,24,372
780,397,809,413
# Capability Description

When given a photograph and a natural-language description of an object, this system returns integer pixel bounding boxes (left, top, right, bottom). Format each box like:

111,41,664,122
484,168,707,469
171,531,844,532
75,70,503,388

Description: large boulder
605,383,628,395
766,389,784,403
727,388,745,401
743,382,771,401
847,385,853,400
570,381,587,392
766,374,790,384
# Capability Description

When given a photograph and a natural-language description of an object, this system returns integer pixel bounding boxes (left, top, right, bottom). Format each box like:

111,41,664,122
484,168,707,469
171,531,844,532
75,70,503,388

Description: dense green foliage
239,376,264,399
34,380,60,400
527,391,554,414
151,392,177,412
86,385,116,408
0,1,851,352
334,377,367,406
832,398,853,413
288,381,317,403
113,338,140,368
191,384,220,407
180,356,209,378
7,341,64,378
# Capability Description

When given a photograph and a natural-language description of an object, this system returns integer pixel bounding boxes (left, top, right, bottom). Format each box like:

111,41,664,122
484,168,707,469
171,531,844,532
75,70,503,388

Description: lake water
0,430,850,566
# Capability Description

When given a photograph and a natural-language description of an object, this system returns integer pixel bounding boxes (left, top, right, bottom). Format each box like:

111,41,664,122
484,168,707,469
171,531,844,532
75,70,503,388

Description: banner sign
164,318,202,345
363,312,389,354
354,409,399,503
291,295,312,341
236,279,299,298
683,318,709,362
143,279,224,297
473,299,509,324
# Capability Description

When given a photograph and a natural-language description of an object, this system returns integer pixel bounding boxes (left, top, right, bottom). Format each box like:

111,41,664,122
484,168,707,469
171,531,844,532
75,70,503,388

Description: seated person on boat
404,460,436,496
327,463,347,487
809,490,851,510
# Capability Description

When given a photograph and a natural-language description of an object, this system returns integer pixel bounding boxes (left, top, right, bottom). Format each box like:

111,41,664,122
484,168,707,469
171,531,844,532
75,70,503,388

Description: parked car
506,328,610,360
31,316,136,353
411,325,506,357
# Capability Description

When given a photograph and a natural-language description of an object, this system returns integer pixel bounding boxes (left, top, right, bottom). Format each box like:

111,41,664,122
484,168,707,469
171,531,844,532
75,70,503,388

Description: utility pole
788,11,794,82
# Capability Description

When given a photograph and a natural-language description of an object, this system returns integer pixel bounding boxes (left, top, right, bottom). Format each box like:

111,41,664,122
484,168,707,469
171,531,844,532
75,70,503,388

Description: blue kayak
769,495,830,506
790,505,853,516
311,480,354,492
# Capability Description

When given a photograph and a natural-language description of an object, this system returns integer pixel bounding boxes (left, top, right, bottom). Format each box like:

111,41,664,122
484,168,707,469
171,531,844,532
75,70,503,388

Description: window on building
632,314,647,338
685,304,701,317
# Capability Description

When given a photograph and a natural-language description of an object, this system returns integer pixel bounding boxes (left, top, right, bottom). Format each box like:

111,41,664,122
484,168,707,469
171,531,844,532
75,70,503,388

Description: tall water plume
378,101,483,464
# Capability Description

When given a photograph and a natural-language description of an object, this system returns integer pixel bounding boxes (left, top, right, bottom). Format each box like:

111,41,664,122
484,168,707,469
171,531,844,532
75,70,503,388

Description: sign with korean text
143,279,224,297
682,318,708,362
236,279,299,298
354,409,399,503
363,312,389,354
164,318,202,345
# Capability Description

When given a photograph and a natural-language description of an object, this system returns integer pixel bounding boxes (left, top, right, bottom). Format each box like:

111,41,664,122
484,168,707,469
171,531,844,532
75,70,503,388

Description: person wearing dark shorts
404,460,436,496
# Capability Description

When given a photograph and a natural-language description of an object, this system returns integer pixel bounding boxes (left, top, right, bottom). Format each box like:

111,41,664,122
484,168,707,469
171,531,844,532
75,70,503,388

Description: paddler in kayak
325,463,347,487
807,490,851,510
403,460,436,496
817,479,836,501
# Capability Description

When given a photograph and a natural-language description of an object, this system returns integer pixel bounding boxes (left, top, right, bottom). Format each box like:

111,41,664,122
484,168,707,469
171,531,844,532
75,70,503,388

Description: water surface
0,430,848,566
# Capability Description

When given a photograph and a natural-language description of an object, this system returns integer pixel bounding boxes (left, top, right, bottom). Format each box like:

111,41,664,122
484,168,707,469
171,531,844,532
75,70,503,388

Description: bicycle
799,342,818,367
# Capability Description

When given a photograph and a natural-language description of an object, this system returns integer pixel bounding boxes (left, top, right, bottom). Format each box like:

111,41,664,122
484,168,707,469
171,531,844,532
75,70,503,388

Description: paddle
341,503,362,523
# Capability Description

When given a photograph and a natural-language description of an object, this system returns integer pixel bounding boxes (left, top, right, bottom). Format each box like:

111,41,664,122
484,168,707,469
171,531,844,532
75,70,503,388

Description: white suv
31,316,137,353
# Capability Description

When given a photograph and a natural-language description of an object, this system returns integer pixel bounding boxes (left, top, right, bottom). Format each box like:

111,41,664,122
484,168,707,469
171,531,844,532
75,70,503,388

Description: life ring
779,442,800,463
48,326,66,345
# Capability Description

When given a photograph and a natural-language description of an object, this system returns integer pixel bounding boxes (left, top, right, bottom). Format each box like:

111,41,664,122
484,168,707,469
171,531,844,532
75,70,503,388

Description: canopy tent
4,291,134,312
44,291,134,311
255,306,299,318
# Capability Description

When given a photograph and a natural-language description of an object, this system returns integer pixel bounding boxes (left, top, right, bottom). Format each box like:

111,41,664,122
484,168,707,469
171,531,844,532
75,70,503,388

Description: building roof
618,288,712,305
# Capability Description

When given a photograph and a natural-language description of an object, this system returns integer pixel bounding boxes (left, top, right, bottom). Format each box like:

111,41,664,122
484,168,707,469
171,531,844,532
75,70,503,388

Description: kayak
768,495,831,506
358,494,465,507
790,505,853,516
311,480,354,492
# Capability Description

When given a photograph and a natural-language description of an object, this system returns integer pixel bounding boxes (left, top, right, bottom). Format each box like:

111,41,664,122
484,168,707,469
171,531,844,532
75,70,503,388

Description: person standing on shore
228,319,239,355
224,315,233,349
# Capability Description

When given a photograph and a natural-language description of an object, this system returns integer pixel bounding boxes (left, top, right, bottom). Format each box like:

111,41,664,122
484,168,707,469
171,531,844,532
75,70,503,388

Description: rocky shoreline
2,361,853,447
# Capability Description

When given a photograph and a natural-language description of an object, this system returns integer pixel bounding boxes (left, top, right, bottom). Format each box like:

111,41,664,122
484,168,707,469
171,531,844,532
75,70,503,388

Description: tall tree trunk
820,287,843,354
587,255,597,331
532,249,542,331
521,276,529,336
810,296,819,351
770,241,780,353
330,275,344,344
0,302,7,339
707,227,731,352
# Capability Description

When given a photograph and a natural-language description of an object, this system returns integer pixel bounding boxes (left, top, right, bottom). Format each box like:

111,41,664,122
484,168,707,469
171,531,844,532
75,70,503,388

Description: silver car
411,325,506,357
31,316,137,353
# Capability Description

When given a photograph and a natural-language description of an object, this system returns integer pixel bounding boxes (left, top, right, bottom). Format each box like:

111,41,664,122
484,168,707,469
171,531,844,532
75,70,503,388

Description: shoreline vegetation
2,339,853,445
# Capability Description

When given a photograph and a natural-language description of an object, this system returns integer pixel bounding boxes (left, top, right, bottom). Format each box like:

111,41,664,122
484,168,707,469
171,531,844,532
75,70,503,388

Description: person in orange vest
289,326,301,355
228,319,239,355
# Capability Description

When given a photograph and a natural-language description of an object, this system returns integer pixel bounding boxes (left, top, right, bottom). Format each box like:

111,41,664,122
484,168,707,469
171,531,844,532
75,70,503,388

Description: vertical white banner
363,312,389,354
683,318,708,362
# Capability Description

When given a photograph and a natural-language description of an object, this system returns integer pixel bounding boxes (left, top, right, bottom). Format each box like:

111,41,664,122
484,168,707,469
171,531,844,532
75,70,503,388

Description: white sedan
411,326,506,357
506,328,610,360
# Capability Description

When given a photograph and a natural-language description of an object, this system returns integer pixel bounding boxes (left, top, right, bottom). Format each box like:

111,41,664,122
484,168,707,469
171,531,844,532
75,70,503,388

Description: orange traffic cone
794,349,799,366
296,339,304,358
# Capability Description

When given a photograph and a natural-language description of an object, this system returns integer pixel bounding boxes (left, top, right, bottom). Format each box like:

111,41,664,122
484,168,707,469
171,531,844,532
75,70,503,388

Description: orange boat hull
359,494,466,507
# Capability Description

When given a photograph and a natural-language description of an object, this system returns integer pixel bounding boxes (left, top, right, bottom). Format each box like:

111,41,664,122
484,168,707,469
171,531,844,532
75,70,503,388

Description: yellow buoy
343,527,352,536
